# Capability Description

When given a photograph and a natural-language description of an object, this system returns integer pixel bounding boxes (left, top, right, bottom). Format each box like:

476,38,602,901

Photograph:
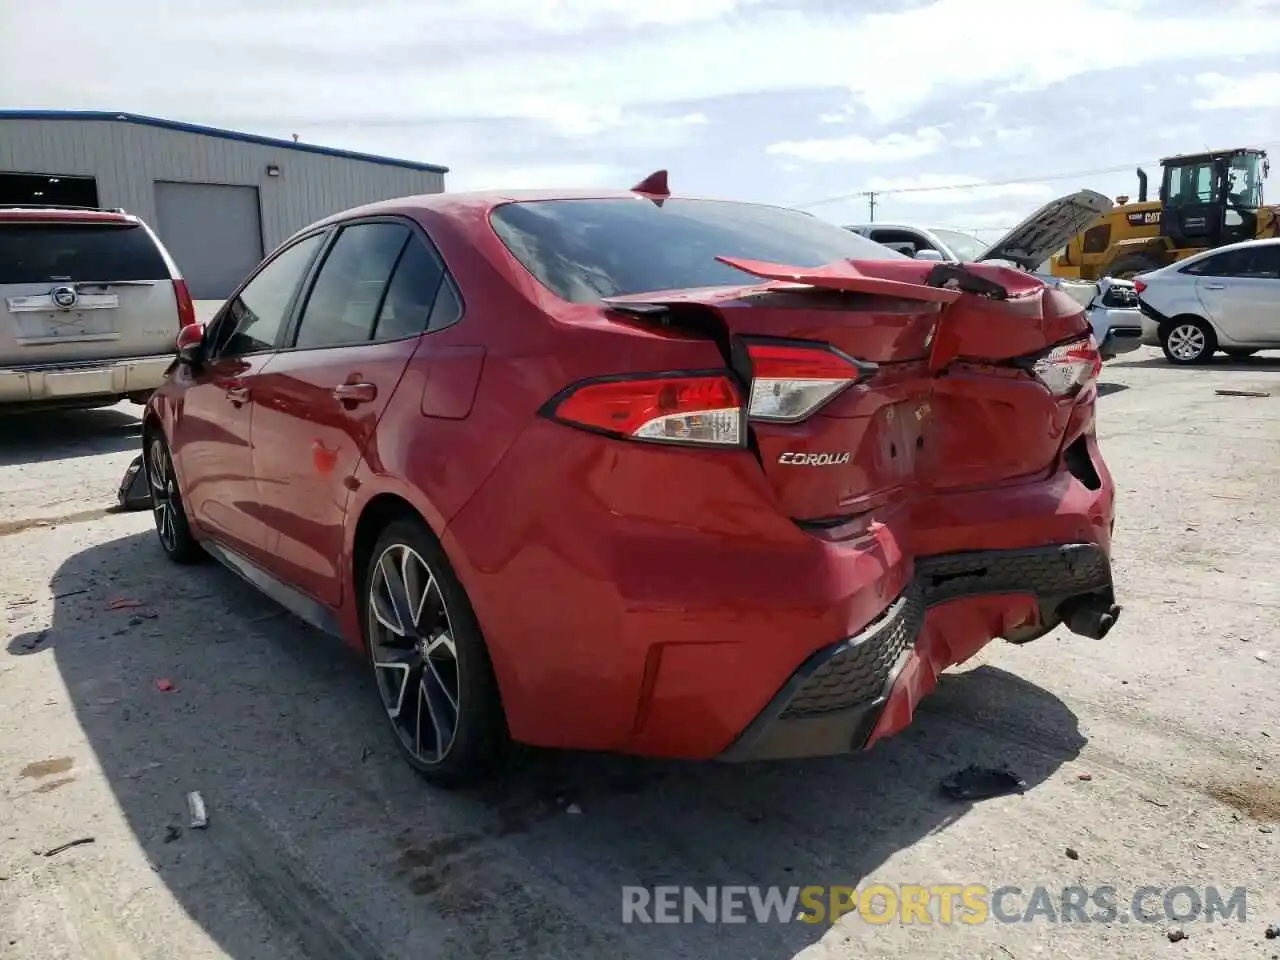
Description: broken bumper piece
117,454,152,511
718,542,1116,763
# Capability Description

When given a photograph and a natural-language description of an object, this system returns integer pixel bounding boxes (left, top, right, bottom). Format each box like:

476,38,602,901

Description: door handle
1202,283,1226,290
225,384,250,406
332,382,377,407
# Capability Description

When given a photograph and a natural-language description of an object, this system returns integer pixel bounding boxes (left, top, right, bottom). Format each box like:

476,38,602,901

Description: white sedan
1135,237,1280,364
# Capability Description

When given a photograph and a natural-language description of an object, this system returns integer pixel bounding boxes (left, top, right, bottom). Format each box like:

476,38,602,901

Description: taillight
173,279,196,328
740,340,872,423
1133,279,1147,294
1031,337,1102,396
544,373,744,447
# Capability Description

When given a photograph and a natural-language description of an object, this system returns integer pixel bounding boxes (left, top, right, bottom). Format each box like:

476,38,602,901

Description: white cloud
1192,72,1280,110
863,174,1056,205
766,127,947,163
447,162,631,192
8,0,1280,132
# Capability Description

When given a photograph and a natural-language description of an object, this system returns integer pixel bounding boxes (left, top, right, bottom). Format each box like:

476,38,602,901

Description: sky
3,0,1279,243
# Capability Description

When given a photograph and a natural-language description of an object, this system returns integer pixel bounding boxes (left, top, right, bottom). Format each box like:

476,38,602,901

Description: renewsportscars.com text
621,884,1249,926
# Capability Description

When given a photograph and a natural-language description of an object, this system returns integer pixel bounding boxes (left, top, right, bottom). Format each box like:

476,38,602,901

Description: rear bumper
719,543,1115,762
0,354,172,406
1090,306,1144,358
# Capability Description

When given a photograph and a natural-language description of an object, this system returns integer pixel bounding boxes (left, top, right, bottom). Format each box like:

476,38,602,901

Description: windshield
489,198,905,303
1227,154,1264,208
929,228,988,262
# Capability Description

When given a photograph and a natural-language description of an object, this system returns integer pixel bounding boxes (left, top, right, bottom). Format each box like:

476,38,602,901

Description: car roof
0,206,136,225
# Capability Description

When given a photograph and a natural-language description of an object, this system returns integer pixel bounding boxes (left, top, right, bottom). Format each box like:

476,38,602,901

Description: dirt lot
2,348,1278,960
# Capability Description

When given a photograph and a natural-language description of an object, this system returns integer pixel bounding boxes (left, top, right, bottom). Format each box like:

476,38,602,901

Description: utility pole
867,191,877,222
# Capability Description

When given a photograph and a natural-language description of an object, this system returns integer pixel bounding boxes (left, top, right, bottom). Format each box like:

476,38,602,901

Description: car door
247,218,455,605
173,231,327,560
1190,244,1280,343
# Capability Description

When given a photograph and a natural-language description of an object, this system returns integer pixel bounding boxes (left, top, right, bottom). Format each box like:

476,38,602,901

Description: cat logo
778,451,851,466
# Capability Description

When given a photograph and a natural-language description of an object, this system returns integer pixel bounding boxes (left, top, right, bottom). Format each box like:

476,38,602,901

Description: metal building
0,110,448,299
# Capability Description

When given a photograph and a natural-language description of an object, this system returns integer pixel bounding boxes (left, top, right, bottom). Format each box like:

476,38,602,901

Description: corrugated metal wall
0,118,446,254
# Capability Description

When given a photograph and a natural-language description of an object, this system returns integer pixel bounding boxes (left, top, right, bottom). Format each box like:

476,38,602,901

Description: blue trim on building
0,110,449,174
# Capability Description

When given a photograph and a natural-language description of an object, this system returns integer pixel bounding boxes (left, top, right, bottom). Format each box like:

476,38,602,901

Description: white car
847,191,1143,360
1,204,195,412
1134,237,1280,364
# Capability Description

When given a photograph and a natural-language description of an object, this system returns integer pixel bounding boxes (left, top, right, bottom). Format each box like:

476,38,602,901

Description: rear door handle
333,382,377,406
1202,283,1226,290
225,384,250,406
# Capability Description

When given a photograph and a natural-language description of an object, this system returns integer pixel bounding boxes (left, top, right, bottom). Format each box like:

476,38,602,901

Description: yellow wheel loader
1049,147,1278,280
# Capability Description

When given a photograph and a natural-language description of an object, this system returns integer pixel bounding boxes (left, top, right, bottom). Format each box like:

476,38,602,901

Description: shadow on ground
8,531,1086,960
1111,352,1280,372
0,407,142,468
1096,382,1130,398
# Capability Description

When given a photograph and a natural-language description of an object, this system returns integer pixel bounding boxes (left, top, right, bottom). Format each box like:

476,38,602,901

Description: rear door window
292,222,410,349
489,197,903,304
1185,246,1280,279
0,223,169,284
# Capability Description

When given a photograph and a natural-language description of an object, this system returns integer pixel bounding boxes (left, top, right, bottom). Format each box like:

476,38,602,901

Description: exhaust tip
1060,597,1122,641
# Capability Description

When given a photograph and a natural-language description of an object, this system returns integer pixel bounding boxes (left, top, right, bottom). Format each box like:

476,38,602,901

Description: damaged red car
127,175,1119,785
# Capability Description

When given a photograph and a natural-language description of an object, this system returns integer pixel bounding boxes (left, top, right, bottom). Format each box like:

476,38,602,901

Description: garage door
153,182,264,300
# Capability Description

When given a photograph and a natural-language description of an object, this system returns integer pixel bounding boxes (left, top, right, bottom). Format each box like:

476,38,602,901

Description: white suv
1,205,195,412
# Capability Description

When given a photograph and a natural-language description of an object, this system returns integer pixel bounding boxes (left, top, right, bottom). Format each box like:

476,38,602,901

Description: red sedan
132,175,1119,786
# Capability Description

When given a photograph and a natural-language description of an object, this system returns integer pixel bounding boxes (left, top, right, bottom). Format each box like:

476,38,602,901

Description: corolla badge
50,285,78,309
778,451,851,466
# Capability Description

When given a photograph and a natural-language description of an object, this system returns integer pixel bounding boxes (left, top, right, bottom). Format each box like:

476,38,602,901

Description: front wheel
362,517,509,787
145,434,204,564
1161,318,1217,365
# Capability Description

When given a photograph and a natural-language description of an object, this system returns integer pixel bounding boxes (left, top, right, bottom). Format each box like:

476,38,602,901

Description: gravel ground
1,347,1278,960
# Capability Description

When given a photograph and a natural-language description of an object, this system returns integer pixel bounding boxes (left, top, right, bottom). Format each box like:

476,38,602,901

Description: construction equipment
1049,147,1278,280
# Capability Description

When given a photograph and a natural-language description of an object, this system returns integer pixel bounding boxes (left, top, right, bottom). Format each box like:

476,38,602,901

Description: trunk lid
976,189,1114,270
605,258,1094,522
0,218,180,364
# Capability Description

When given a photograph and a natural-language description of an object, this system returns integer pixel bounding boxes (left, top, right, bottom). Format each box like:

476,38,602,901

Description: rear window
0,222,169,285
489,198,905,303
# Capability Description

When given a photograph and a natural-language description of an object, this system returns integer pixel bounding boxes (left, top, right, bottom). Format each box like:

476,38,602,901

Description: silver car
1134,237,1280,364
1,205,195,412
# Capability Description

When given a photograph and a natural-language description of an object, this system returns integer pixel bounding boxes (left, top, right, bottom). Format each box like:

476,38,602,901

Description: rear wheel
362,517,508,787
145,434,204,563
1161,317,1217,365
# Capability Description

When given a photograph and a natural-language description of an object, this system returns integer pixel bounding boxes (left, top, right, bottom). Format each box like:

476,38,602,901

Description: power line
795,140,1280,210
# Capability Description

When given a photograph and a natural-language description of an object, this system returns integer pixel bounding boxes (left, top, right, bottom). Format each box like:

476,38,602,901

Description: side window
292,222,410,349
213,232,326,358
1183,251,1237,277
1235,245,1280,279
373,234,446,341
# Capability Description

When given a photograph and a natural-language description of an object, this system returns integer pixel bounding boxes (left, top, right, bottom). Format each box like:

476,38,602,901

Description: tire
1225,349,1258,359
1160,316,1217,365
145,433,205,564
361,516,508,787
1105,253,1165,280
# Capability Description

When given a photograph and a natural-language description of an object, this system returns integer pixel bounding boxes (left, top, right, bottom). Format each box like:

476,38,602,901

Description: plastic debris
1214,389,1271,398
565,803,583,815
42,836,94,857
154,679,175,693
940,765,1027,801
1168,928,1187,942
107,598,144,610
1077,773,1093,782
187,791,208,829
1065,847,1080,860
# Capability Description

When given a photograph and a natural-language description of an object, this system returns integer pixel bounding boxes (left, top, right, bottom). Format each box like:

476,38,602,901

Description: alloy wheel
148,440,178,552
1166,323,1206,362
368,543,461,765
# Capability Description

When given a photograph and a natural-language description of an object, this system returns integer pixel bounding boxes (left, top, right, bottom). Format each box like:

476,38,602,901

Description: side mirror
176,322,205,364
913,248,946,262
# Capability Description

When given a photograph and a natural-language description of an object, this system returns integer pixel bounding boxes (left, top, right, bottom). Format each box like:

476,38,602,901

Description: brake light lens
174,278,196,328
743,341,870,422
548,374,743,446
1031,337,1102,396
1133,279,1147,294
